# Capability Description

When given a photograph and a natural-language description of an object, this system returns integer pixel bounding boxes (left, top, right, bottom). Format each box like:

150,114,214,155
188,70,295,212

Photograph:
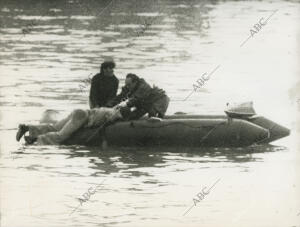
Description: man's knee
72,109,88,121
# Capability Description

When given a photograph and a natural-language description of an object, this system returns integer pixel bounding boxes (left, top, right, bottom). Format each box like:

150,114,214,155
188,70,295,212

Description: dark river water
0,0,300,226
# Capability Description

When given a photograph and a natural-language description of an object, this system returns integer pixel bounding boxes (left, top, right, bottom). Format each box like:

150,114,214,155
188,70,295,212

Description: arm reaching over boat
112,73,170,120
106,86,129,107
16,107,126,145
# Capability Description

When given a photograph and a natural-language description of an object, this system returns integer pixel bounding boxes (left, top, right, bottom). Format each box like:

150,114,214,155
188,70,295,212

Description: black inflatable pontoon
63,114,290,147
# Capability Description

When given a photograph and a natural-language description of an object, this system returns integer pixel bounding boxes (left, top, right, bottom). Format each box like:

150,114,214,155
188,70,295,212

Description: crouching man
109,73,169,120
16,107,130,145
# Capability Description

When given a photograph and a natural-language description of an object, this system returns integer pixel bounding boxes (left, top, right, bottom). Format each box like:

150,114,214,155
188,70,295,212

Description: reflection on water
2,127,297,227
0,0,299,226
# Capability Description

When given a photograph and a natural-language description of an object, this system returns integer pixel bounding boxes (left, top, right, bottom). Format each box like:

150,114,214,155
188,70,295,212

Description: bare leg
27,124,57,138
17,123,57,142
37,109,89,145
27,113,72,138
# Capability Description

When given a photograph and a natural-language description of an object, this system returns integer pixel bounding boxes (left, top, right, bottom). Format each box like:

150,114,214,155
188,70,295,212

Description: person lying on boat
16,107,130,145
108,73,170,120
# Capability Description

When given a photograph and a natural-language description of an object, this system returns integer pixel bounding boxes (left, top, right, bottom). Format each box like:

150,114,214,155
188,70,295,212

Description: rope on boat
131,120,227,145
255,129,270,144
253,124,274,144
129,121,220,129
86,118,228,144
198,122,227,144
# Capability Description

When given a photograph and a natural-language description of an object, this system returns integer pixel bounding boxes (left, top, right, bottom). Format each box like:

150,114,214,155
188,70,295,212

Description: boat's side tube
104,118,270,147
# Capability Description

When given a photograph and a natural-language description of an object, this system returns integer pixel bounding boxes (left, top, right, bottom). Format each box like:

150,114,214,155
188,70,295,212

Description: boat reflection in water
58,144,288,176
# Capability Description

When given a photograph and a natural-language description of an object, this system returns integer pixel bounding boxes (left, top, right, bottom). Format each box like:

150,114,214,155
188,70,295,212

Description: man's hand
116,101,127,109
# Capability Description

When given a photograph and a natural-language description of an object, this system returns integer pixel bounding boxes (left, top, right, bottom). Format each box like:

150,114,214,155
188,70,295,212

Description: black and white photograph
0,0,299,226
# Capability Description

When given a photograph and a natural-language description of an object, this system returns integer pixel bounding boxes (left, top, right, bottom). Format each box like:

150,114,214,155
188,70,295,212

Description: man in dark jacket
89,61,119,109
111,73,170,120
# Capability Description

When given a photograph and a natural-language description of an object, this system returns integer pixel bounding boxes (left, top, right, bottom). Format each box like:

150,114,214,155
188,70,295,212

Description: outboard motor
225,101,256,119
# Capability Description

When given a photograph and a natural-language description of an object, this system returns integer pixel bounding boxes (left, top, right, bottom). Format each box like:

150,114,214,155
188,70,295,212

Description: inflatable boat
63,104,290,147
